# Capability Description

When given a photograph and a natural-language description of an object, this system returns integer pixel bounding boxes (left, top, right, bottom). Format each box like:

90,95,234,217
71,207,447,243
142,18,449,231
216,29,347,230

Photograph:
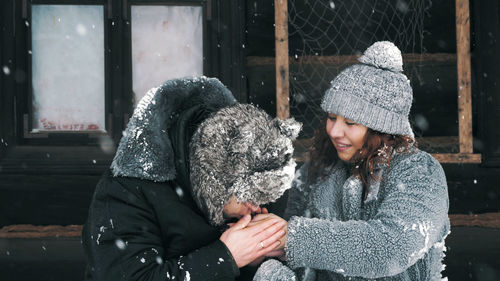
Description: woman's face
326,113,368,162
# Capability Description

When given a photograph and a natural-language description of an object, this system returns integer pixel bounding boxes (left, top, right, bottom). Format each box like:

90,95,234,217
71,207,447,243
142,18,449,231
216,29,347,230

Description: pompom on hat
321,41,414,137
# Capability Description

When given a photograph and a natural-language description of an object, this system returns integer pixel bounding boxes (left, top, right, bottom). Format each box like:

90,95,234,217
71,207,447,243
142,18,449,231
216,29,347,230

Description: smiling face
326,113,368,162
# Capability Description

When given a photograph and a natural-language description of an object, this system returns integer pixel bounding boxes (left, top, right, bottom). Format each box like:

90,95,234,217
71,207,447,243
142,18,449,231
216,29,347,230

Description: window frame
23,0,113,143
0,0,245,175
273,0,483,164
0,0,211,175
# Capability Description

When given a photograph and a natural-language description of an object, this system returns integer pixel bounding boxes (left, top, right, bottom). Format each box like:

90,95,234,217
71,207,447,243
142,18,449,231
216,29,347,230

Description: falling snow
115,239,126,250
156,256,163,264
396,0,409,13
2,66,10,75
175,186,184,198
76,24,87,36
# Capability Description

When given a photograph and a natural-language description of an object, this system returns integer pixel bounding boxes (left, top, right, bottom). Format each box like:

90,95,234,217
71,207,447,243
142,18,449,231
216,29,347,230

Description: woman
253,41,450,281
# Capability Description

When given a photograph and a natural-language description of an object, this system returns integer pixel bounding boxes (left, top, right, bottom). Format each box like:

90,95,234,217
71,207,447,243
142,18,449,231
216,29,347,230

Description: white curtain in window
32,5,105,132
131,5,203,105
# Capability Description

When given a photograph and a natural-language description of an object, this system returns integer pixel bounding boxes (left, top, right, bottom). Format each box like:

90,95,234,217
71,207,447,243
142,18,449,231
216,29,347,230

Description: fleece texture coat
254,148,450,281
83,77,243,281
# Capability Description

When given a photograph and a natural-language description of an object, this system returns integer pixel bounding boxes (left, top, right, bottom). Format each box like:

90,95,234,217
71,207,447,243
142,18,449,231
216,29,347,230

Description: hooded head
111,76,236,182
189,104,302,226
321,41,414,137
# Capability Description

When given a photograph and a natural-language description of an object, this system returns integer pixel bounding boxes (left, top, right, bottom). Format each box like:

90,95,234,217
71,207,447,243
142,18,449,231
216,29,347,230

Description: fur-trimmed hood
111,77,301,226
189,104,302,226
111,76,236,182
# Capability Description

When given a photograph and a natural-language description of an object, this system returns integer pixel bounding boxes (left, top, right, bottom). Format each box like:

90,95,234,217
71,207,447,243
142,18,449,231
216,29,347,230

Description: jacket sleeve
253,259,297,281
285,152,450,278
84,178,238,281
283,163,312,220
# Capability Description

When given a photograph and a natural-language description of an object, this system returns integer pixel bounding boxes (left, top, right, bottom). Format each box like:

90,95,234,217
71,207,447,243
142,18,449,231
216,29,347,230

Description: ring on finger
259,241,264,249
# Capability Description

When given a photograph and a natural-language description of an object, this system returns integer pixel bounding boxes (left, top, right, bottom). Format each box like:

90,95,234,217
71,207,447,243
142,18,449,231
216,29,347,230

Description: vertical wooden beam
274,0,289,119
456,0,473,153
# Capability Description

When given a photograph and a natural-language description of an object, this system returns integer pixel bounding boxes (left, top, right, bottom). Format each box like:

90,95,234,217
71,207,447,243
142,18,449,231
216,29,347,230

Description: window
31,4,106,132
271,0,482,164
130,5,203,104
0,0,242,174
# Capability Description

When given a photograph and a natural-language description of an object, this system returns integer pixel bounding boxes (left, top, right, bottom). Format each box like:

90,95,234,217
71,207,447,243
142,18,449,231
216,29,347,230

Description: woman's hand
220,214,286,268
250,213,288,250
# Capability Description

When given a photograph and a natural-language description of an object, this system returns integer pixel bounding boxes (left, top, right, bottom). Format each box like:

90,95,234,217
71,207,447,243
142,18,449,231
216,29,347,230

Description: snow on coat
254,148,450,281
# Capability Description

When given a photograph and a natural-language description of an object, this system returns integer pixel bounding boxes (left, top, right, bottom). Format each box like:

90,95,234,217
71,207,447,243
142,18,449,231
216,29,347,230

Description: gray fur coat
254,148,450,281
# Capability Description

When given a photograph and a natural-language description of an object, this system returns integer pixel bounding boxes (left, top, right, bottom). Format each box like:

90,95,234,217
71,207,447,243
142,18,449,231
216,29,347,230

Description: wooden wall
0,0,499,280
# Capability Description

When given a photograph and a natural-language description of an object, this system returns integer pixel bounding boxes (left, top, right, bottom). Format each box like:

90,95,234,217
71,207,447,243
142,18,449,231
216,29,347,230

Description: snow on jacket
254,148,450,281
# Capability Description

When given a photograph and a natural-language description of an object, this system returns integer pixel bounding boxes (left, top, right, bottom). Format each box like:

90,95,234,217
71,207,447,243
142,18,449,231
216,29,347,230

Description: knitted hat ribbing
321,41,414,137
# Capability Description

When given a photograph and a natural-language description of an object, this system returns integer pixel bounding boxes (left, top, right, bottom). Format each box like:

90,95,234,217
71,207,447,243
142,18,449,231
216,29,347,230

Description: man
82,77,301,281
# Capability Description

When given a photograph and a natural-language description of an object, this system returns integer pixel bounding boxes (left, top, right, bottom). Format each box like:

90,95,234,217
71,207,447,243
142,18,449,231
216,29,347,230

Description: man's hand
220,214,286,268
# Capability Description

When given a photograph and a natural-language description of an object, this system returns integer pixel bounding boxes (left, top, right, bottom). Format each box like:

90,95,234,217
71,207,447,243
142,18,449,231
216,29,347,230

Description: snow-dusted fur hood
190,104,302,226
111,76,236,182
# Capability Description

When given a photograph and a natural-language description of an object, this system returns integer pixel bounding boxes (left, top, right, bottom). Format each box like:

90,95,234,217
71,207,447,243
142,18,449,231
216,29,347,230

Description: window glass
131,5,203,105
31,5,105,132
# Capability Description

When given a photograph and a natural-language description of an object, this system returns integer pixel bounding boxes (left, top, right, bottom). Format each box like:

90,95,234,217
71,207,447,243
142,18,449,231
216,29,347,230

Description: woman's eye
346,122,357,126
328,115,336,121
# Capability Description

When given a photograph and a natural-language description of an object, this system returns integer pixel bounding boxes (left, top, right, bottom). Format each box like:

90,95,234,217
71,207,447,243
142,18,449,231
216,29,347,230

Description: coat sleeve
283,163,312,220
83,178,238,281
253,259,297,281
285,152,450,278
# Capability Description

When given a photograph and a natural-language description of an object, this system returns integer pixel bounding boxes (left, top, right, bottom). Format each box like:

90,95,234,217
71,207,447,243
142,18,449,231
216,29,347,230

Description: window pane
32,5,105,132
131,5,203,104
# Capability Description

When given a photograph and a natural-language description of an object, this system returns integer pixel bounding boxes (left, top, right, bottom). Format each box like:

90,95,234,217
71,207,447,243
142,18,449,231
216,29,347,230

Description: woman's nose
328,121,344,138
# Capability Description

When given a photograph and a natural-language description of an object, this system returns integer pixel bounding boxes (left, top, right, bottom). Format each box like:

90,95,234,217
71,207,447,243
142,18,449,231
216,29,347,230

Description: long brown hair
308,116,416,195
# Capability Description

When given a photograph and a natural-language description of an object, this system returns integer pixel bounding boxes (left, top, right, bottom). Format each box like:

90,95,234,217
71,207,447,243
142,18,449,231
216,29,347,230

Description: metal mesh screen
288,0,431,141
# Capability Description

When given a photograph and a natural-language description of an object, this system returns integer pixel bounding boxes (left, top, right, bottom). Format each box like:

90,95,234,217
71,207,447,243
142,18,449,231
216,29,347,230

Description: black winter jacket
82,171,240,281
82,77,249,281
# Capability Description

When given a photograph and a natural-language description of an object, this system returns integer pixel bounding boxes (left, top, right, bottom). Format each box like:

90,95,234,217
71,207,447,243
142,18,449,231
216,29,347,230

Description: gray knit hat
189,104,302,226
321,41,414,137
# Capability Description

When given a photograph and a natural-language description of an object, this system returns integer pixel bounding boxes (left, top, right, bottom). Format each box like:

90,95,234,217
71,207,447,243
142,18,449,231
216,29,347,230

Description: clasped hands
219,209,288,268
